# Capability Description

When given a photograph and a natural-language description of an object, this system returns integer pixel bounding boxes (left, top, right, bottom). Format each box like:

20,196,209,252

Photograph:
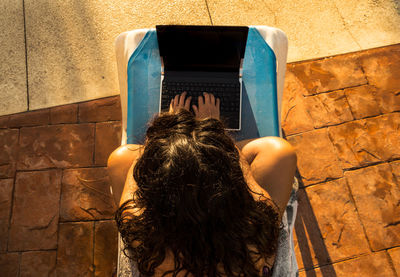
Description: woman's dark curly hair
115,109,280,276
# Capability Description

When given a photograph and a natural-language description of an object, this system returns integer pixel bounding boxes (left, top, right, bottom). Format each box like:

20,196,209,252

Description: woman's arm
237,137,297,219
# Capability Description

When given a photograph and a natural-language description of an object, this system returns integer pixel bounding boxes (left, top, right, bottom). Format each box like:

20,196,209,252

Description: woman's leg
107,144,143,206
236,137,297,215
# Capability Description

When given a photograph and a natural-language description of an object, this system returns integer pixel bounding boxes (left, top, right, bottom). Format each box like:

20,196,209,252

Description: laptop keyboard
161,80,241,129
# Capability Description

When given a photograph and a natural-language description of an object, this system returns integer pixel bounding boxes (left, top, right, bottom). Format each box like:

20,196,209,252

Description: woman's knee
107,144,142,169
107,144,143,205
250,137,297,166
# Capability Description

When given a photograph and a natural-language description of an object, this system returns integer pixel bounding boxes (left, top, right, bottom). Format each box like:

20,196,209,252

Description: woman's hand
169,91,192,113
193,92,220,120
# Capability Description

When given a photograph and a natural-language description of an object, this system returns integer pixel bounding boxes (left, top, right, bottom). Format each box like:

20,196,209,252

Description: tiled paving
0,44,399,276
285,44,400,276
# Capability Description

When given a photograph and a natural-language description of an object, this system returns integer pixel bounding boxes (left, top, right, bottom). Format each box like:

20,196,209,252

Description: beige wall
1,0,400,116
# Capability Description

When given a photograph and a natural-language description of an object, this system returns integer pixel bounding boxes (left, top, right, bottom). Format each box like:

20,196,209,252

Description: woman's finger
216,97,220,109
174,94,180,107
198,95,204,108
179,92,187,106
184,96,192,110
203,92,210,104
192,105,198,116
169,99,174,112
210,93,215,105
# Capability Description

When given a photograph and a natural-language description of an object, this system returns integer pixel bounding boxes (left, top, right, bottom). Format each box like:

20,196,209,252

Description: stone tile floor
0,44,399,276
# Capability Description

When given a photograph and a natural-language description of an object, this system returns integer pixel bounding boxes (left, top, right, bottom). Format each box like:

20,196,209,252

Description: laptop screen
156,25,248,73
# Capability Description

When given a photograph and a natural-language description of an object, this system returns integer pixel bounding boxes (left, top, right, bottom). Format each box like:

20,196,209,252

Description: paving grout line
385,250,399,276
92,220,96,275
0,121,121,131
302,83,369,98
299,177,343,188
22,0,29,112
344,178,374,252
93,123,97,166
204,0,213,25
6,129,21,253
14,165,108,173
302,249,400,273
382,246,400,251
17,252,21,277
285,110,400,138
342,158,400,172
6,249,57,254
55,169,64,269
299,158,400,188
59,219,115,224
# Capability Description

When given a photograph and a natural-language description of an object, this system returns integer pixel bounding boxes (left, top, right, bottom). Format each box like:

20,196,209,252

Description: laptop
156,25,249,130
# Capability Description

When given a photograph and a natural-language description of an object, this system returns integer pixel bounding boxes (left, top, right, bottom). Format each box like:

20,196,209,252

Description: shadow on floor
295,173,337,277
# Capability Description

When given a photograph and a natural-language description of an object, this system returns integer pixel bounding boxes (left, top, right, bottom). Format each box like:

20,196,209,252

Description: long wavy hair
115,109,280,276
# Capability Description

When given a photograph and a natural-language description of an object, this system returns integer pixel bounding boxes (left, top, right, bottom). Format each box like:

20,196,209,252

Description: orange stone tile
328,113,400,169
94,221,118,277
360,45,400,113
305,179,370,261
8,170,62,251
57,222,94,276
304,90,353,128
0,115,10,128
328,120,374,169
366,114,400,162
0,129,18,178
389,160,400,183
344,85,381,119
287,129,343,185
17,124,95,170
0,253,20,276
8,109,50,128
374,88,400,114
0,163,16,180
20,251,56,277
281,70,314,136
288,55,367,95
300,251,396,277
95,121,122,166
345,163,400,251
0,179,13,252
388,247,400,275
60,168,116,221
79,96,121,123
50,104,78,124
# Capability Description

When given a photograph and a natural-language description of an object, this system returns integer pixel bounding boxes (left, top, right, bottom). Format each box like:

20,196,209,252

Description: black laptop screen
156,25,248,73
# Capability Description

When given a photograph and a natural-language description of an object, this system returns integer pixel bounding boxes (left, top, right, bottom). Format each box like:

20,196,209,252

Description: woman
108,92,297,276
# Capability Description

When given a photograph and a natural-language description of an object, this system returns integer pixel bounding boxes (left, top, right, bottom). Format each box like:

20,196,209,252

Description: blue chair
114,26,298,277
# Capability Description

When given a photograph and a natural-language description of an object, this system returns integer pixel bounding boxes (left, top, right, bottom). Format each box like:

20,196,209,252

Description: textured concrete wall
1,0,400,115
0,0,27,116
